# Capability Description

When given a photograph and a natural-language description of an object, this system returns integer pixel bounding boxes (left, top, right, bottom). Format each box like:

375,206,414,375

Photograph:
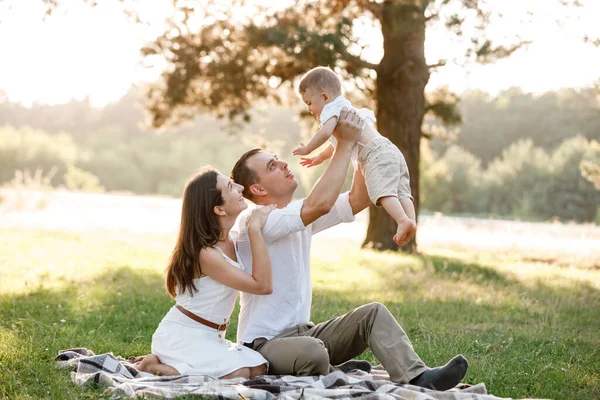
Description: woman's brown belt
176,305,230,331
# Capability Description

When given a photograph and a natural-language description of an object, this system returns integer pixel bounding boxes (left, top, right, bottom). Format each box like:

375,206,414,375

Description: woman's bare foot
249,363,267,378
136,354,179,376
220,367,251,379
136,354,159,372
128,355,148,364
215,362,268,379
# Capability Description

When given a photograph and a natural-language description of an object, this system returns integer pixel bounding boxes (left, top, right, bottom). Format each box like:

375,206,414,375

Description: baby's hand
293,143,309,156
393,218,417,246
299,156,323,168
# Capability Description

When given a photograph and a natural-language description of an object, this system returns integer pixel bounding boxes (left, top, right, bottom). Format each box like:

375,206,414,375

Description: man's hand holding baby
333,108,362,146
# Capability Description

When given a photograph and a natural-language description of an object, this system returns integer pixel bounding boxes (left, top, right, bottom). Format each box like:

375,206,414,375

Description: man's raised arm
300,108,362,226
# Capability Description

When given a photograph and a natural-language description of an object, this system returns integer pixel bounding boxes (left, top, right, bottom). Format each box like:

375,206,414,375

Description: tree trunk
362,1,429,253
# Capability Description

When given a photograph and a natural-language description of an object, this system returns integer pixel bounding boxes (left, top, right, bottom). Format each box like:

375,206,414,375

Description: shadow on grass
1,258,598,400
311,284,599,400
1,264,243,353
310,253,599,400
0,265,174,398
360,252,599,321
427,255,510,285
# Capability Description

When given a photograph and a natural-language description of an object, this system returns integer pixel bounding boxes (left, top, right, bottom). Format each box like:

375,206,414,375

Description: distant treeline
0,123,310,198
422,137,599,222
431,86,600,165
1,86,599,222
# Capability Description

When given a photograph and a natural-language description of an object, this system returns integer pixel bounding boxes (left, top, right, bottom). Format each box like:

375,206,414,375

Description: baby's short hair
298,66,342,97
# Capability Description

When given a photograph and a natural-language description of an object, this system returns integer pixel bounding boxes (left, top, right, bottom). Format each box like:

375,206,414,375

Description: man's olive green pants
244,302,428,383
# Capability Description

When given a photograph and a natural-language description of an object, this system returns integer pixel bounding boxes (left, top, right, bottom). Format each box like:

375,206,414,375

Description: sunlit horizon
0,0,599,108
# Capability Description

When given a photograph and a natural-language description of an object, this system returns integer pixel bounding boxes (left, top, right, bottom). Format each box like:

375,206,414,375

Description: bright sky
0,0,598,107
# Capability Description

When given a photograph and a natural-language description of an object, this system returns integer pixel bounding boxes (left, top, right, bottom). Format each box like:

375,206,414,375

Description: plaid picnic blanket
55,348,514,399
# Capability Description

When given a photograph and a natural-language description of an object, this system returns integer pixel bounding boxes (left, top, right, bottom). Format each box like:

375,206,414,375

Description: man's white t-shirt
235,192,355,344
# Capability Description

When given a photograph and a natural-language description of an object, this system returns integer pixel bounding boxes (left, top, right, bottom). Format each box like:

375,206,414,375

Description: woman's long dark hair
165,168,224,297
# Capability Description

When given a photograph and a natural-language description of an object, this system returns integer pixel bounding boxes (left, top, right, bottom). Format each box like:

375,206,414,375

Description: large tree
138,0,532,252
39,0,591,251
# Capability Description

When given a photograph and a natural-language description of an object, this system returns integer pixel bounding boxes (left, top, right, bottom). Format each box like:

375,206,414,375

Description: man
231,109,468,390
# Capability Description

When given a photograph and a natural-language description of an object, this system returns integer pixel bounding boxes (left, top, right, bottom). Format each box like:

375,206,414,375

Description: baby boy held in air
293,66,417,246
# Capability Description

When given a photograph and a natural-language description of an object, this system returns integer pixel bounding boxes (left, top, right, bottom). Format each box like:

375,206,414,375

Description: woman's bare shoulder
199,246,219,260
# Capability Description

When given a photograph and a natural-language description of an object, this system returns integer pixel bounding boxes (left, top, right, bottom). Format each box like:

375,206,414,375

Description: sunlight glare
0,0,598,106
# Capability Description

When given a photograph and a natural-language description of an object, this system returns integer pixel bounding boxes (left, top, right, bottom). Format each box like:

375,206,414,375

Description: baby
293,66,416,246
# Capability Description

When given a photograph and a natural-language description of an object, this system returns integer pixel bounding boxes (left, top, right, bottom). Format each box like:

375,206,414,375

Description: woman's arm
201,206,276,295
246,223,271,293
200,248,272,295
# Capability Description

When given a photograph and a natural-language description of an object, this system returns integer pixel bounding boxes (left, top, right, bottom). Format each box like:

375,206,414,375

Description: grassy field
0,227,599,399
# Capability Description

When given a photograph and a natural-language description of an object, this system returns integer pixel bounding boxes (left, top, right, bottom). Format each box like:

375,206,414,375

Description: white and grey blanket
55,348,518,399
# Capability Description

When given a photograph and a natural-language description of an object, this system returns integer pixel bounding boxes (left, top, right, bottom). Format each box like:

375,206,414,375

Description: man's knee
295,337,330,376
360,302,390,318
367,302,387,312
356,302,397,334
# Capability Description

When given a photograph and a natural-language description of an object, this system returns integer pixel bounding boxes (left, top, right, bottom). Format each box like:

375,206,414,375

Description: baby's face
301,88,327,119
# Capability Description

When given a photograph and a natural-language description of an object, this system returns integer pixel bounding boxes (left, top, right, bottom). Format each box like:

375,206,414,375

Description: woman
137,167,276,378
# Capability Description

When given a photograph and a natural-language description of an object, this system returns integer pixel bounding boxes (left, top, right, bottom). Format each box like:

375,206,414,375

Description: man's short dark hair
231,148,262,200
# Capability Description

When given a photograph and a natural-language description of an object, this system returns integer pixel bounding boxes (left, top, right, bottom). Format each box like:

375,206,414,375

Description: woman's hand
246,204,277,232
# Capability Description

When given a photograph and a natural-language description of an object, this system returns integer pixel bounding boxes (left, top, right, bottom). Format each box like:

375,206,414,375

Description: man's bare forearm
301,142,353,225
301,108,361,225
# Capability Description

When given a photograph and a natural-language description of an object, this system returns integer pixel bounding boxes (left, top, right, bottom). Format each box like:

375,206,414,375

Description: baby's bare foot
393,219,416,246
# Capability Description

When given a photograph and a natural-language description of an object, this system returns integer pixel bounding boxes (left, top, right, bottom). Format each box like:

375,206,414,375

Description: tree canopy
22,0,600,250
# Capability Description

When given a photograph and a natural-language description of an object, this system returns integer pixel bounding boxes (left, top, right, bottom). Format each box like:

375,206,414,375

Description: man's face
246,151,298,201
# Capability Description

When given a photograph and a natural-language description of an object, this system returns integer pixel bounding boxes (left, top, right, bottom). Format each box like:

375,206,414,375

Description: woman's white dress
151,243,268,377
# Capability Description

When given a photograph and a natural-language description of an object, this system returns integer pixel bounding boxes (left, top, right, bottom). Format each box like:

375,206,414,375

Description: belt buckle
217,320,230,331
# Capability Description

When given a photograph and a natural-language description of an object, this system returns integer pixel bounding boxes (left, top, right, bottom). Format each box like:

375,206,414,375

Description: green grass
1,229,598,399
